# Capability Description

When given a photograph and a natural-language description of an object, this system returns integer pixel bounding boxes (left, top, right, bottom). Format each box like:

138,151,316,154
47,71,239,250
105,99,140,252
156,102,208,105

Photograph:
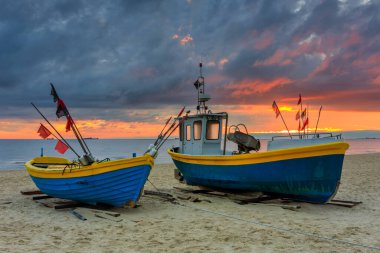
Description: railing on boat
271,133,342,141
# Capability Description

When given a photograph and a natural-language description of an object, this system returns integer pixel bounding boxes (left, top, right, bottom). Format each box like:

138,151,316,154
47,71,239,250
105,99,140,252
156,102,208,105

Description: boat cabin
177,113,228,155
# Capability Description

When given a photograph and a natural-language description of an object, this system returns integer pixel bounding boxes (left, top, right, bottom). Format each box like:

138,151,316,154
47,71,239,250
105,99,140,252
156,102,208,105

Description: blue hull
173,154,345,203
30,165,151,207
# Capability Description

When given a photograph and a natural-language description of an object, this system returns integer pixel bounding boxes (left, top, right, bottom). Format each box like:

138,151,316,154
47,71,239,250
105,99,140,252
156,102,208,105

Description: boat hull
25,155,154,207
168,142,349,203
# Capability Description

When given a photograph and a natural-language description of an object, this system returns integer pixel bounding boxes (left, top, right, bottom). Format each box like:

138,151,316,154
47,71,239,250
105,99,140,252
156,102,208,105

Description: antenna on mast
193,62,210,114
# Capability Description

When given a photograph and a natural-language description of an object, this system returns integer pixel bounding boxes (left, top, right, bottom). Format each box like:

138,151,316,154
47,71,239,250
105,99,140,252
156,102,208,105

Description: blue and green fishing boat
168,64,349,203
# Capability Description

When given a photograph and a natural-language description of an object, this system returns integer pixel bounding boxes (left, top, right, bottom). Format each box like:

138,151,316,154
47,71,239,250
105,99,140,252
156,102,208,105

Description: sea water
1,135,380,170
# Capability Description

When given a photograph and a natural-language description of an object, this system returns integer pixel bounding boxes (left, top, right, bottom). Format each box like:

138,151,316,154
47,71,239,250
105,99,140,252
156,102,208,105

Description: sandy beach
0,153,379,253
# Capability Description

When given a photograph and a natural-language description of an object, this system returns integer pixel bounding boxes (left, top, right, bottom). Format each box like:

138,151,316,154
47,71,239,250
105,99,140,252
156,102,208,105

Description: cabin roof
179,112,227,120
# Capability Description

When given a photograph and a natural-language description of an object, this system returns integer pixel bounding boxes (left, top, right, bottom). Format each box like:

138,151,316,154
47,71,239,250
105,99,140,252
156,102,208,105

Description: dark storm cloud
0,0,379,122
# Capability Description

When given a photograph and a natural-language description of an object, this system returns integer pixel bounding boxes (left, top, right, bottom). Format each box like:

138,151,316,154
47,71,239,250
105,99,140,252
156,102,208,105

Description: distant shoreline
1,130,380,140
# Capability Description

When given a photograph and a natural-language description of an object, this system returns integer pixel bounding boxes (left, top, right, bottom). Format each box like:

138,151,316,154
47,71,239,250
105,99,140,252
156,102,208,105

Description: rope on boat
178,203,380,251
147,178,161,193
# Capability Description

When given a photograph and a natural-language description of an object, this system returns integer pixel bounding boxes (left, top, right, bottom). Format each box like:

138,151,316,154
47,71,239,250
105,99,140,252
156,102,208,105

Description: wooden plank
54,201,84,209
35,199,56,208
234,195,280,205
35,198,84,209
32,195,54,200
20,190,43,195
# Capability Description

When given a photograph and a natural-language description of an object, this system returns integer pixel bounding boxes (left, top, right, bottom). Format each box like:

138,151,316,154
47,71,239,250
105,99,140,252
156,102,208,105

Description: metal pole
278,110,292,139
307,105,309,139
154,116,172,146
72,121,91,154
62,103,91,155
68,119,88,155
156,107,185,147
157,117,186,151
301,99,305,138
31,103,80,158
314,106,322,137
223,112,228,155
51,83,91,155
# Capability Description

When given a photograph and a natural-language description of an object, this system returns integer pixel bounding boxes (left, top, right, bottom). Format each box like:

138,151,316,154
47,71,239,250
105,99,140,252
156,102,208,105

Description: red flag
272,101,280,118
37,124,52,139
56,99,67,118
301,108,307,119
297,94,302,105
295,110,300,121
55,140,69,154
66,116,74,132
301,117,309,131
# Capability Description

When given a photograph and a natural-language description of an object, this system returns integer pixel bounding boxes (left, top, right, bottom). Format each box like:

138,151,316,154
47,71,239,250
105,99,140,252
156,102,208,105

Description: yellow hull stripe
168,142,349,166
25,154,155,179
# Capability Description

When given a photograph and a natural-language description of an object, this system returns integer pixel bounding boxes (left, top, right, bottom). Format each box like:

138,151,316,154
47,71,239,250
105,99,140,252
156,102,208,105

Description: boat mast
194,63,210,114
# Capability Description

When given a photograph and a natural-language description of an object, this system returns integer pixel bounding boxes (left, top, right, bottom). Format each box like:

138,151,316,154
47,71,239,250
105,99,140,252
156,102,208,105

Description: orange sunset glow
1,103,379,139
0,0,379,139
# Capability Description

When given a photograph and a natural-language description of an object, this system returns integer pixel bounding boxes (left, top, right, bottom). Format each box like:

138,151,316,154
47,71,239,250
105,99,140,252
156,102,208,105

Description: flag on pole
50,83,59,103
37,124,52,139
301,108,307,119
301,117,309,131
51,83,68,118
272,101,280,118
66,116,74,132
297,94,302,105
295,110,300,120
55,140,69,154
56,99,68,118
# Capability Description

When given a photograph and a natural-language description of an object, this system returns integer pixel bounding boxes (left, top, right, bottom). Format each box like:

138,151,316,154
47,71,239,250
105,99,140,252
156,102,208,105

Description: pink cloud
225,77,293,98
180,34,193,45
254,49,293,66
254,31,274,50
372,75,380,85
344,30,361,47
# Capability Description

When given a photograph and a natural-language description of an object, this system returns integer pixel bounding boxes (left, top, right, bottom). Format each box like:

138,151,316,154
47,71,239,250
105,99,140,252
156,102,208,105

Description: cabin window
206,120,220,140
193,121,202,140
186,124,191,141
179,123,183,141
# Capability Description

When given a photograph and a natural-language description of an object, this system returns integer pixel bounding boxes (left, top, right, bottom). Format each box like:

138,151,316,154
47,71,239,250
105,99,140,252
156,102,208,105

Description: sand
0,154,379,253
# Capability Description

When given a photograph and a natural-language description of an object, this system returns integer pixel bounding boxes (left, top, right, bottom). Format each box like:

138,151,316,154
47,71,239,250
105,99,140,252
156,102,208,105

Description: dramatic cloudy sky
1,0,379,138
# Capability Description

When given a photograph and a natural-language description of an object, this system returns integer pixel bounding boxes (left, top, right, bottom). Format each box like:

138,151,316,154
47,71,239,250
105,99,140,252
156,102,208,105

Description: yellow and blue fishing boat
168,64,349,203
25,83,161,208
25,154,154,207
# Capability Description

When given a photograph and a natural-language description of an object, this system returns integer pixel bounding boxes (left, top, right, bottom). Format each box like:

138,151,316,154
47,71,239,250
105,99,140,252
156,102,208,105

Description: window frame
193,120,202,140
186,124,191,141
179,122,183,141
206,120,220,140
